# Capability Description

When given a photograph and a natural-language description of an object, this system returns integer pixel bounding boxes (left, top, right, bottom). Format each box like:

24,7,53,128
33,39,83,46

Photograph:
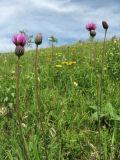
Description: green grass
0,40,120,160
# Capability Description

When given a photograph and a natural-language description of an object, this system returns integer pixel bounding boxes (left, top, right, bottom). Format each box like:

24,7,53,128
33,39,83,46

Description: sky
0,0,120,52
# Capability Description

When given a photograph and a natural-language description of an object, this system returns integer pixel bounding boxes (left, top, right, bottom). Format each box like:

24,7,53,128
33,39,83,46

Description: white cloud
30,0,76,13
0,0,120,52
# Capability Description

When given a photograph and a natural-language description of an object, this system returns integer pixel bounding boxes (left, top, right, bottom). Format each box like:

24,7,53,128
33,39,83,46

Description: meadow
0,39,120,160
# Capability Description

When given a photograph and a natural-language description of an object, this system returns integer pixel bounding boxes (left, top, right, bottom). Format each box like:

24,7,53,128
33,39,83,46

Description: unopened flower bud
35,33,42,45
102,21,109,30
15,45,25,57
90,30,96,37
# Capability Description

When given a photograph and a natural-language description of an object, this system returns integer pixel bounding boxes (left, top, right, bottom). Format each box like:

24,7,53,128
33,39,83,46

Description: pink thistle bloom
12,33,27,46
86,23,96,31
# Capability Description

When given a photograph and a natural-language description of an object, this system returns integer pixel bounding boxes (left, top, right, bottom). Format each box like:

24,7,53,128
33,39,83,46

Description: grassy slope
0,41,120,159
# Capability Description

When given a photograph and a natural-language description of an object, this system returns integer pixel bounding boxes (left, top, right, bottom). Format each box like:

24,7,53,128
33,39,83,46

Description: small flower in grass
35,33,42,46
73,81,78,87
22,123,27,128
102,21,109,30
62,61,76,65
0,106,7,116
56,64,62,68
11,70,15,74
86,22,96,31
68,61,76,65
62,61,69,65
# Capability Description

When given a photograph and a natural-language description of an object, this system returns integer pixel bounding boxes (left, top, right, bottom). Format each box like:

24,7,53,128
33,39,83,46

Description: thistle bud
90,30,96,37
102,21,109,30
15,45,25,57
35,33,42,45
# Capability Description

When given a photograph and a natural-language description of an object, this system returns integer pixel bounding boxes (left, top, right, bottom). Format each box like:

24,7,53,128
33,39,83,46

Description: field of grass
0,40,120,159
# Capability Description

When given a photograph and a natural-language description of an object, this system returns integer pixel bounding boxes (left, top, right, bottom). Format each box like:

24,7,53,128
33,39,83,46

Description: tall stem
90,37,94,86
16,57,21,129
35,45,39,113
99,29,107,112
97,29,107,159
93,42,97,71
35,45,48,160
96,74,101,160
16,57,30,160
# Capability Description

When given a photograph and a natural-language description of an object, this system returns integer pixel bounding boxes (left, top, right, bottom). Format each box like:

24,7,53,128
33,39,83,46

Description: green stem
16,57,30,160
93,42,97,71
16,57,21,129
97,29,107,159
35,45,48,160
90,37,94,86
99,29,107,112
97,74,101,160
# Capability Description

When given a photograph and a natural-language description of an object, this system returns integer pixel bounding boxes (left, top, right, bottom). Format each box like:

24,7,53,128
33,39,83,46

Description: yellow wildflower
62,61,69,65
73,81,78,87
62,61,76,65
68,61,76,65
56,65,62,68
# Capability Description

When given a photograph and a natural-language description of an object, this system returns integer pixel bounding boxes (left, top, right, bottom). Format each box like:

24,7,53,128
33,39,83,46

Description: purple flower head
12,33,27,46
35,33,42,45
86,22,96,31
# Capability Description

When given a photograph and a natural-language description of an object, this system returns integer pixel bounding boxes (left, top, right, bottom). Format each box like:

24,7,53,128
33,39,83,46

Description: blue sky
0,0,120,52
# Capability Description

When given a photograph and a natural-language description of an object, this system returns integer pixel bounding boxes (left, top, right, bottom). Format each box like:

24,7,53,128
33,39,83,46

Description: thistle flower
90,30,96,37
34,32,48,158
86,22,96,31
102,21,109,30
12,33,27,46
12,32,30,159
35,33,42,45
